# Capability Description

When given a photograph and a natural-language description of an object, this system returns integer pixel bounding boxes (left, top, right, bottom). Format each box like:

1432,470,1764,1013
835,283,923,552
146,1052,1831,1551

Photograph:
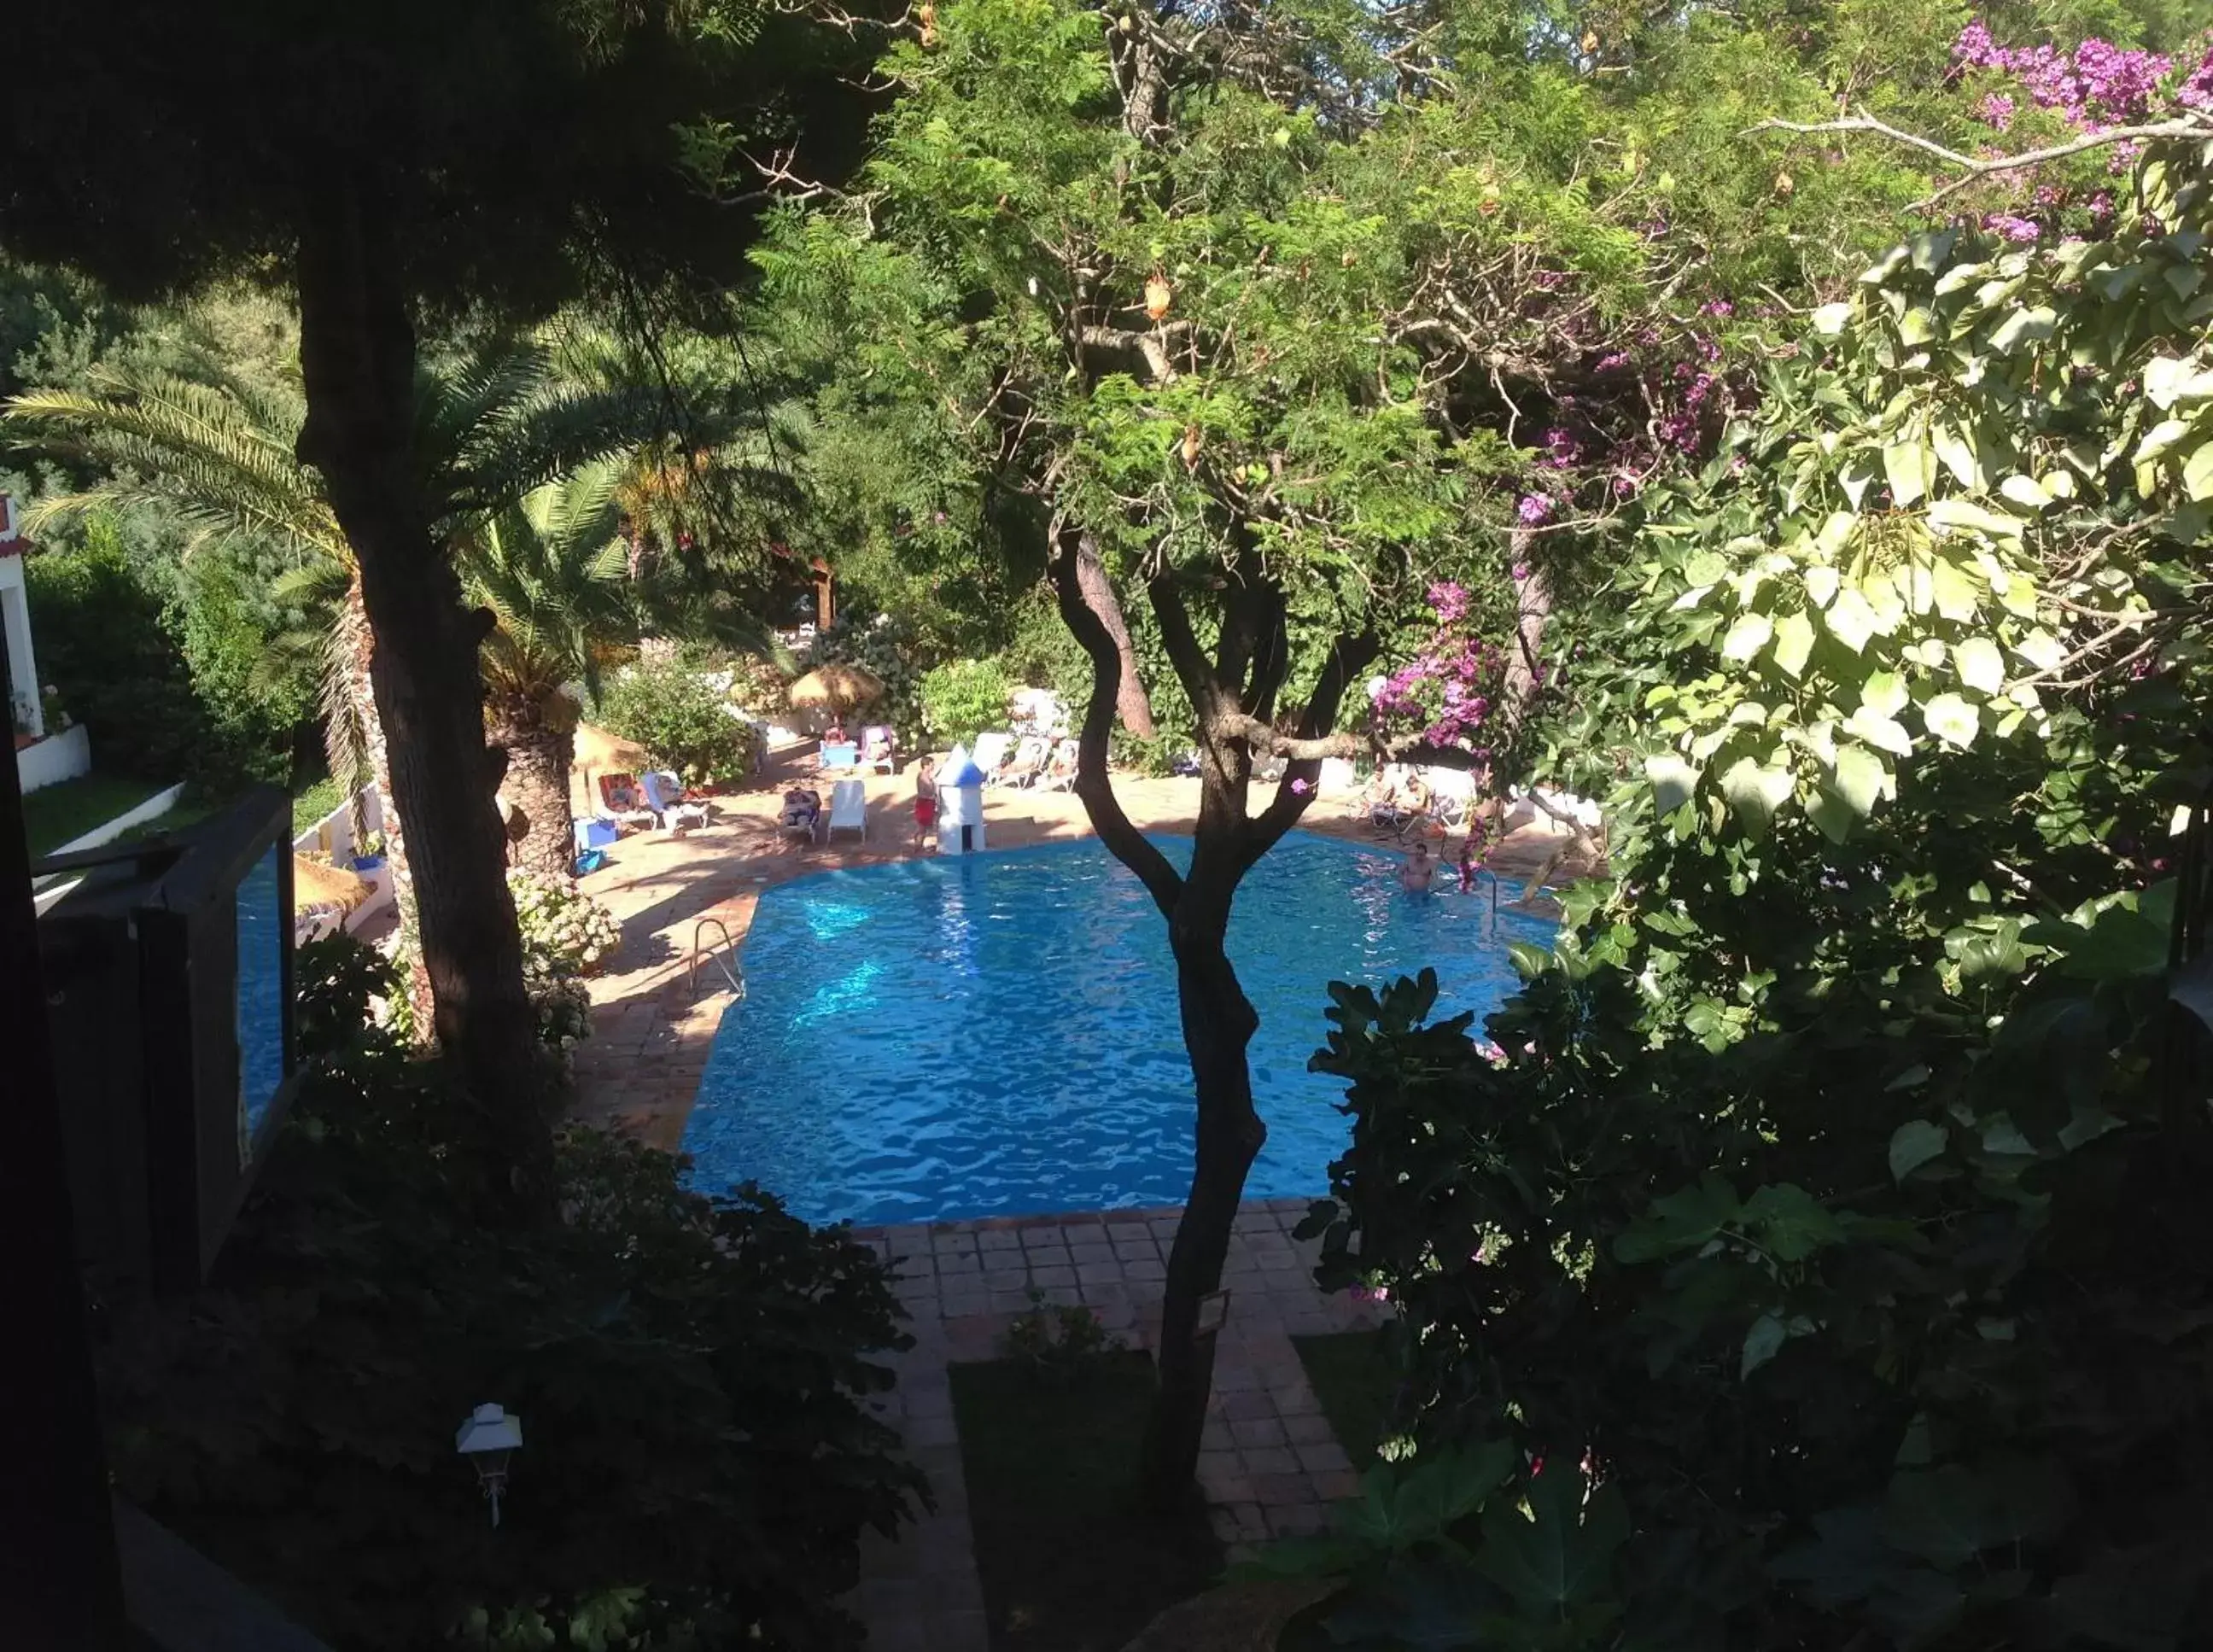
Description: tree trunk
338,573,433,1025
1144,841,1264,1503
295,172,554,1214
1075,533,1155,738
493,695,576,880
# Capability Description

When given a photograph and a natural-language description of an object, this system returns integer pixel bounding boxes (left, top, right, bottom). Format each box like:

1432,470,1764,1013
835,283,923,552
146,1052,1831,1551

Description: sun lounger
826,778,867,841
998,735,1051,787
597,773,657,830
858,725,897,774
1038,738,1079,791
641,771,709,830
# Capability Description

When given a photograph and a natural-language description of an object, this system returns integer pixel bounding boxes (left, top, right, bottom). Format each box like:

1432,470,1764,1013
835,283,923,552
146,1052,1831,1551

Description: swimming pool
680,832,1553,1226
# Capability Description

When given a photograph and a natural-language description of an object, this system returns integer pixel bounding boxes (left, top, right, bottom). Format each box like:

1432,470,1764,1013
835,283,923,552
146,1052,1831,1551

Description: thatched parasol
293,855,372,915
573,723,649,774
788,663,884,719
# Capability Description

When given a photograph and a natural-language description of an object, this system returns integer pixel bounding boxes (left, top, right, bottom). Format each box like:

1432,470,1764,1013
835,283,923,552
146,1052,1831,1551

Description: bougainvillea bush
1266,133,2213,1649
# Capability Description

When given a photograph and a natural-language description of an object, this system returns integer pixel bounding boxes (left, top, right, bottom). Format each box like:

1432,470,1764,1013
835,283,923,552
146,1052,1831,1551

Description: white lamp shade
456,1403,523,1456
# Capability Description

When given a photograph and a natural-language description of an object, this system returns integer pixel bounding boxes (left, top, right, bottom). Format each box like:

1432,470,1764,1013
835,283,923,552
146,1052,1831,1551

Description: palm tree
464,464,636,877
5,341,673,1023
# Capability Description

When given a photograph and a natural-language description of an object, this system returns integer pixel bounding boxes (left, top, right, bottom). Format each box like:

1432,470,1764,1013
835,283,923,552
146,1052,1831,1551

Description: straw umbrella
292,855,373,915
787,663,884,727
572,722,650,815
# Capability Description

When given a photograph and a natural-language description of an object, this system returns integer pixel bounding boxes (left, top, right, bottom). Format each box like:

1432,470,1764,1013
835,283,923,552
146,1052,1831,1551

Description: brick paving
844,1200,1387,1651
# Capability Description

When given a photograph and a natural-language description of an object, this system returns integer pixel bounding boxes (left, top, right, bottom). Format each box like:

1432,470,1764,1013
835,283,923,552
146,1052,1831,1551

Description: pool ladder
688,918,745,1000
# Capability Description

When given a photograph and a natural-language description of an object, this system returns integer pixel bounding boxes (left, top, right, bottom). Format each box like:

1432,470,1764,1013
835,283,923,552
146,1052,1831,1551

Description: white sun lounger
826,778,867,841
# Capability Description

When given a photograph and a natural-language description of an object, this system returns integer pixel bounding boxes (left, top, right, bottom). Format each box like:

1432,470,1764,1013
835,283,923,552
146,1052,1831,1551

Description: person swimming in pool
1400,841,1435,892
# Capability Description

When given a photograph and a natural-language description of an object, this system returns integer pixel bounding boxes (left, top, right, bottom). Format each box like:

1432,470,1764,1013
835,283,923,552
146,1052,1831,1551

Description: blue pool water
680,833,1552,1226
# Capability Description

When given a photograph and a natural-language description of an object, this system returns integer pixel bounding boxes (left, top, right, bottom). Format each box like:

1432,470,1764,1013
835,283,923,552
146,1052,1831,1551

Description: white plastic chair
826,778,867,841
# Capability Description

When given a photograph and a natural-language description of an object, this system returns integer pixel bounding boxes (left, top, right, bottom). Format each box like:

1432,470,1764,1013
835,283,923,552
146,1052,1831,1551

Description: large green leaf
1987,305,2056,354
1883,441,1930,506
1953,634,2005,694
1720,756,1796,832
1888,1120,1949,1182
1825,587,1879,653
1720,611,1773,663
1771,610,1815,678
1859,669,1908,717
1645,754,1701,813
1741,1182,1845,1262
1922,692,1978,749
1475,1469,1632,1614
1831,744,1888,817
1845,706,1912,756
1614,1174,1740,1264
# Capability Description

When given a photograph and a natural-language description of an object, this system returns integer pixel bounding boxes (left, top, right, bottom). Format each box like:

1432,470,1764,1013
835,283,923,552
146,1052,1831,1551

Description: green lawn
1290,1331,1397,1466
951,1351,1223,1651
22,772,173,859
291,773,347,837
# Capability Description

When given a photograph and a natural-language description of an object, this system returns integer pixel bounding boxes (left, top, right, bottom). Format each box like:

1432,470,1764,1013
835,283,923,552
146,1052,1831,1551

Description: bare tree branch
1050,521,1183,915
1241,626,1379,871
1749,108,2213,205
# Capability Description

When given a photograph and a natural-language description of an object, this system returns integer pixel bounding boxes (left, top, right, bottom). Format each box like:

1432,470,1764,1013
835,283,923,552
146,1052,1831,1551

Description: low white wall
16,723,91,793
49,779,185,855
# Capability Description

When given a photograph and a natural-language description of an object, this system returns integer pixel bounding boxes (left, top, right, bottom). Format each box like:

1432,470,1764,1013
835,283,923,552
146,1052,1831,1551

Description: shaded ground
1290,1331,1397,1467
950,1351,1223,1652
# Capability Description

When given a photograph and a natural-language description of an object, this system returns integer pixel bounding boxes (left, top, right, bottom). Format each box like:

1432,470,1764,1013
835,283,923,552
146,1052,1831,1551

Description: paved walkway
847,1199,1386,1652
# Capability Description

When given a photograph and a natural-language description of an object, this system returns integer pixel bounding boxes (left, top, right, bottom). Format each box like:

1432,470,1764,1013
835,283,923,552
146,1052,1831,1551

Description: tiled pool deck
563,749,1581,1649
845,1199,1387,1652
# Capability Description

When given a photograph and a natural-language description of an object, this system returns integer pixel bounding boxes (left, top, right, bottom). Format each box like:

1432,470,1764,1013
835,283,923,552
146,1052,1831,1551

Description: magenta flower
1516,493,1553,525
1289,777,1311,796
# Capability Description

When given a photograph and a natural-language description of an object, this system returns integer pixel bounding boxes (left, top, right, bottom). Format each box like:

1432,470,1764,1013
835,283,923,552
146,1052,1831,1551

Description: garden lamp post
455,1404,523,1529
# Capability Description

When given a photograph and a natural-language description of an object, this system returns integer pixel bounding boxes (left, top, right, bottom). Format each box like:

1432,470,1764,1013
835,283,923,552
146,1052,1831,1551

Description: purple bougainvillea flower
1290,778,1311,796
1516,493,1553,525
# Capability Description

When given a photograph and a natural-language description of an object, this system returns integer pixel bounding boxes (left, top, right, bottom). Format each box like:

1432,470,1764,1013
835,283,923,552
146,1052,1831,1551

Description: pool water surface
680,832,1552,1226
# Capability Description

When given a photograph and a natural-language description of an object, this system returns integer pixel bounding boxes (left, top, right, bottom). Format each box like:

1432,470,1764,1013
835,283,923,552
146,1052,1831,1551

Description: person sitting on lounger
780,786,822,835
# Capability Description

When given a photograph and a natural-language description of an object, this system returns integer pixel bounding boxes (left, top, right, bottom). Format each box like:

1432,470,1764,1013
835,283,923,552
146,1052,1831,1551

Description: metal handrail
687,918,744,999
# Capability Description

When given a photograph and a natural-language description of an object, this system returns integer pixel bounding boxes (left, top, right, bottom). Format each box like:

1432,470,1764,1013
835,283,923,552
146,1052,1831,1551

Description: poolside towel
827,778,867,841
859,725,897,773
597,773,657,827
819,740,859,772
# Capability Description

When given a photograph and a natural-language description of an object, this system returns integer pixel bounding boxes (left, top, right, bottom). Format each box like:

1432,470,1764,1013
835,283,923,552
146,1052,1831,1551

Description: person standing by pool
914,756,938,847
1400,841,1435,892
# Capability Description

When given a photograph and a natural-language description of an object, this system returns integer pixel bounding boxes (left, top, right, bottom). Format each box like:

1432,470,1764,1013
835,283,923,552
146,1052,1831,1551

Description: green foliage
596,654,755,785
100,935,925,1650
919,657,1013,745
1283,141,2213,1649
1002,1289,1124,1386
801,614,927,743
20,517,271,791
508,867,623,979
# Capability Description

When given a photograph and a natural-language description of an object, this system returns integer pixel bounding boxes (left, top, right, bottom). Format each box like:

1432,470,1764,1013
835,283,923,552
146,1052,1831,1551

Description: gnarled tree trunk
295,172,553,1214
1051,522,1375,1504
1075,531,1155,738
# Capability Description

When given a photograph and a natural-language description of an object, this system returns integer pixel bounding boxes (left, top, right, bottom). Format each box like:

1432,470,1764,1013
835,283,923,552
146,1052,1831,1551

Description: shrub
508,868,622,978
801,615,926,744
21,522,219,785
920,657,1012,746
100,935,926,1650
596,656,754,785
